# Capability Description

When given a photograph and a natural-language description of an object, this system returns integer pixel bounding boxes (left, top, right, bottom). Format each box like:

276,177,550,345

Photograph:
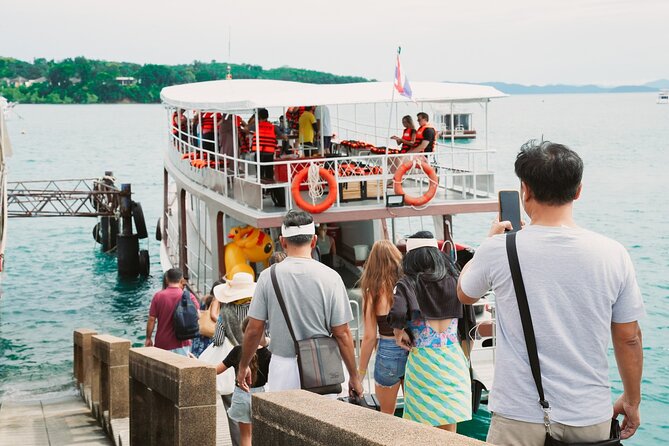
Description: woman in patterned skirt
388,231,472,431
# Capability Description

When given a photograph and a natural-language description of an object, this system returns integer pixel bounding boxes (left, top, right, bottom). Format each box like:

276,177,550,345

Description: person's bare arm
457,262,481,305
236,317,266,392
332,323,363,397
409,140,428,153
145,316,156,347
611,321,643,439
357,307,377,378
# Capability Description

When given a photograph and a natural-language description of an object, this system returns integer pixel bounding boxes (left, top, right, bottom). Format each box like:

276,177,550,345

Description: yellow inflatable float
224,225,274,280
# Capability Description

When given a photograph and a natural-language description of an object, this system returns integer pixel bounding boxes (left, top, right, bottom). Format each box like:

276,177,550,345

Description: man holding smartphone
457,140,644,445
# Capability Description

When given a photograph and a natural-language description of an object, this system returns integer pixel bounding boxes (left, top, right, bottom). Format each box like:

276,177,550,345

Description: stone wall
253,390,492,446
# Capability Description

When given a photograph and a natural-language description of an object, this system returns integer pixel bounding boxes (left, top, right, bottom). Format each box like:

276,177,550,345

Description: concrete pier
252,390,490,446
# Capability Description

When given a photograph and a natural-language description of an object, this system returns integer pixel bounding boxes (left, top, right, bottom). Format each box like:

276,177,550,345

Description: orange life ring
291,167,337,214
393,160,439,206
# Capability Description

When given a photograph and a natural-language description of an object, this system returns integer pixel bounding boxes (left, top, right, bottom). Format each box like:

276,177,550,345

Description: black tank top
376,314,394,337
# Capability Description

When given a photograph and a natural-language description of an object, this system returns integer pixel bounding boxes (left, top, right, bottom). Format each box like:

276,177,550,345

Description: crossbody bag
505,232,621,446
270,264,345,395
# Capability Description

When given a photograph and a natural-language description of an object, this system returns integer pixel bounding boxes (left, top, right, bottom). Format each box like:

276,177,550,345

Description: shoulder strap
269,265,298,348
181,288,189,306
505,232,550,411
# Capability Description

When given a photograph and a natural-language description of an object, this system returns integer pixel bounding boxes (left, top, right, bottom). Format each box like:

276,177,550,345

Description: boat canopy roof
161,79,506,112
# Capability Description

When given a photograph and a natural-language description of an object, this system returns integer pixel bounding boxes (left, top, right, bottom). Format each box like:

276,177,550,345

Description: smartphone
498,190,522,233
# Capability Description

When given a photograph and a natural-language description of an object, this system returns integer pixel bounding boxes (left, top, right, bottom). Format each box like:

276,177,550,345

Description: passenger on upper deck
413,112,437,153
298,106,318,156
194,111,222,151
458,140,645,445
315,105,332,151
391,115,417,153
249,108,278,182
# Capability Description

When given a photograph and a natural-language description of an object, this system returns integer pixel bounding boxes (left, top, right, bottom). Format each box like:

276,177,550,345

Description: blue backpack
173,289,200,341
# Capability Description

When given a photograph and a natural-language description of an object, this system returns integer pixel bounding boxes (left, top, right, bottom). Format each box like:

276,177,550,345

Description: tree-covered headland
0,57,370,104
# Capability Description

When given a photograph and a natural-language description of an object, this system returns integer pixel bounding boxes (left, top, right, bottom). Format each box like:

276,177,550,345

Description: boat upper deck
161,80,505,227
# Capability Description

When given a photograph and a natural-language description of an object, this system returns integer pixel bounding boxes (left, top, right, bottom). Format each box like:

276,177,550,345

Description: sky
1,0,668,86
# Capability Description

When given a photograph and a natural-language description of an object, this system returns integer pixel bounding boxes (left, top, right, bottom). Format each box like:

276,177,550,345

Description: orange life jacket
250,121,278,153
400,128,416,152
414,124,438,152
200,112,221,134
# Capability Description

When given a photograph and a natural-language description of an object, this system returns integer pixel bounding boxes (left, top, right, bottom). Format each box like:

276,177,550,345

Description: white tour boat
657,90,669,104
158,79,505,413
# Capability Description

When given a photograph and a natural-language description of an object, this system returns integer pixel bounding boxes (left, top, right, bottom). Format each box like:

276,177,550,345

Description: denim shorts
227,386,265,424
374,338,409,387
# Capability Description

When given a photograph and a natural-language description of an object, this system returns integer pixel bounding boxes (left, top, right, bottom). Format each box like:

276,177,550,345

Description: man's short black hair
282,209,314,246
514,139,583,205
165,268,183,284
417,112,429,122
258,108,269,120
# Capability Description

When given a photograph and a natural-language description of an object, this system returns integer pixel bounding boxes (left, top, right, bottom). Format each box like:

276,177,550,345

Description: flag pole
386,46,401,157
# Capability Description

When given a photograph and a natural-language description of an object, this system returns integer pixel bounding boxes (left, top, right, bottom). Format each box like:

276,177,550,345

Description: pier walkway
0,392,233,446
0,395,111,446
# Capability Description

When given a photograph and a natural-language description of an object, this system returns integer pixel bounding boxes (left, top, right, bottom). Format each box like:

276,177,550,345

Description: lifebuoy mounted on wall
291,166,337,214
393,159,439,206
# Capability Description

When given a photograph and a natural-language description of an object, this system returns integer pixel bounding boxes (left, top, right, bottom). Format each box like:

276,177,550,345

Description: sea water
0,94,667,443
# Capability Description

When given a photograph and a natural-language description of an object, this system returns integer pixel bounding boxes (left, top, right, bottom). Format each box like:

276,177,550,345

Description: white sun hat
213,272,256,303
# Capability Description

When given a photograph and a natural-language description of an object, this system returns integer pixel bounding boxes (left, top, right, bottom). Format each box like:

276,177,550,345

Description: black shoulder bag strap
506,232,553,434
269,264,299,352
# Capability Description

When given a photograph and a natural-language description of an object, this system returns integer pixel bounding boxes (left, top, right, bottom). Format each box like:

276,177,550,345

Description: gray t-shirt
460,225,644,426
248,257,352,358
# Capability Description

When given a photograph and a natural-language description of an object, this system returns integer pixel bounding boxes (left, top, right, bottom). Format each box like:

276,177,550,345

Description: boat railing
167,129,495,213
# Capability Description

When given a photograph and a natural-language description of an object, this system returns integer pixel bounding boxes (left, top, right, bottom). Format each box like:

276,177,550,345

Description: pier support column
73,328,97,403
129,347,216,446
91,334,131,431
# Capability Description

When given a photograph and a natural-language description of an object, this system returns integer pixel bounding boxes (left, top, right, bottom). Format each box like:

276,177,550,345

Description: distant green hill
0,57,371,104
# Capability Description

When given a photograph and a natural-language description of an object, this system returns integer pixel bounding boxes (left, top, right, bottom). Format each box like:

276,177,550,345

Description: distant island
0,56,370,104
1,56,666,104
470,80,669,95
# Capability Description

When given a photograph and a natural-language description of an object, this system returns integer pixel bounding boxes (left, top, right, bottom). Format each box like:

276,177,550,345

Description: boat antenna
226,26,233,80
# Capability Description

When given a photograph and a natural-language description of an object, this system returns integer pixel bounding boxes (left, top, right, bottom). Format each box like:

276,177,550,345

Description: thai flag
394,51,412,99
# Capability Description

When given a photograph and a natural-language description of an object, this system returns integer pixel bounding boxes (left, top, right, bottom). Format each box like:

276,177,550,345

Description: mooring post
117,183,139,276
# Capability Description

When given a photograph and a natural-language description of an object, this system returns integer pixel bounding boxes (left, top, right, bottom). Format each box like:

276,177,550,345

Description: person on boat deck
358,240,408,415
387,231,472,431
458,140,645,445
315,105,332,151
249,108,278,182
145,268,200,356
236,210,363,398
315,224,336,268
274,115,292,154
390,115,417,153
298,106,318,156
193,111,222,152
411,112,437,153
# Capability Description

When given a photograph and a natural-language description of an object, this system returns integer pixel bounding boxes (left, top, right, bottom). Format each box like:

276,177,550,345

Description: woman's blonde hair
359,240,403,317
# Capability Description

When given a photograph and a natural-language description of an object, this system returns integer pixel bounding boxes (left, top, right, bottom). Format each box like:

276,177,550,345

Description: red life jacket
250,121,278,153
400,128,416,152
415,124,438,152
200,112,221,134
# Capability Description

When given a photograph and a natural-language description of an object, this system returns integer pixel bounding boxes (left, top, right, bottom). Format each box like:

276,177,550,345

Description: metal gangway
6,174,120,218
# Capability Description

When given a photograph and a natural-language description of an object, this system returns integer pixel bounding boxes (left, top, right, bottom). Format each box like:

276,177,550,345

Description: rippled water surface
0,95,667,444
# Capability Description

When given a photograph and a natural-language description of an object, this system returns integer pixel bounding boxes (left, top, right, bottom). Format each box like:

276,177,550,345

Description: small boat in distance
435,112,476,140
657,90,669,104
